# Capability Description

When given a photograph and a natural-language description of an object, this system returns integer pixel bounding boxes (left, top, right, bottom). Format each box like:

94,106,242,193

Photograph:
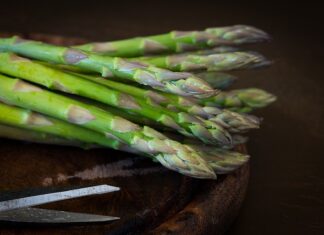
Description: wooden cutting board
0,33,249,235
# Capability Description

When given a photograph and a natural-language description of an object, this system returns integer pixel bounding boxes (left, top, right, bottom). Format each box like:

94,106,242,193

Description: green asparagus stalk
96,105,160,127
37,47,240,80
0,104,221,177
65,70,261,134
0,124,93,148
64,70,213,119
38,59,239,91
65,70,219,117
198,88,277,112
0,37,215,98
120,107,257,135
0,53,231,145
74,25,269,57
0,102,123,150
196,71,237,89
0,74,216,179
133,51,271,72
88,101,259,135
62,70,260,134
0,123,248,174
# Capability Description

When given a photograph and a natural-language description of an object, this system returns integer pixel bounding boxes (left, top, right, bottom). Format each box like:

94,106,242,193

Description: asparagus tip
210,25,271,44
238,88,277,108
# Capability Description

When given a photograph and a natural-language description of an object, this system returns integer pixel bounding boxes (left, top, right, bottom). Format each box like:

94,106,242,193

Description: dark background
1,1,323,234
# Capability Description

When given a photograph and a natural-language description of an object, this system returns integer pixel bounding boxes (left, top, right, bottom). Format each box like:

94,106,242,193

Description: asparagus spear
63,70,260,134
208,109,260,133
164,130,250,170
65,69,216,117
0,37,215,98
0,102,122,150
88,102,259,135
74,25,269,57
0,74,216,179
0,124,91,148
0,53,231,145
0,124,248,174
199,88,277,112
58,69,219,119
132,51,270,72
0,104,220,178
196,71,237,89
39,60,237,89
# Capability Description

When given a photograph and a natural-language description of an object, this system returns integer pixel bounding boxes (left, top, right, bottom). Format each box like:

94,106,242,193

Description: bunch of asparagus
0,25,276,179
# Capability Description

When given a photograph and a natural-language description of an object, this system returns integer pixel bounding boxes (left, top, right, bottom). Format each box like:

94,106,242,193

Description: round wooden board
0,33,249,235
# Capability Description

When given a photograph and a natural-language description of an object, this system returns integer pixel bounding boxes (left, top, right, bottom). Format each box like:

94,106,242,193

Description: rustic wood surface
0,33,249,235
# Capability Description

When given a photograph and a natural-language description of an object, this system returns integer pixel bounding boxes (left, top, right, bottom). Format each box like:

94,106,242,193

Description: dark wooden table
0,1,323,234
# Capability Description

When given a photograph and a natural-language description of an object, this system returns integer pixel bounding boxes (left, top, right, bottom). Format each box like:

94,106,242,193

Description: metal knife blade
0,207,119,224
0,185,120,212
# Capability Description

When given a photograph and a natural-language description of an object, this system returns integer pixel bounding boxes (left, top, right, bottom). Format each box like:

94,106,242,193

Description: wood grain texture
0,33,249,235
